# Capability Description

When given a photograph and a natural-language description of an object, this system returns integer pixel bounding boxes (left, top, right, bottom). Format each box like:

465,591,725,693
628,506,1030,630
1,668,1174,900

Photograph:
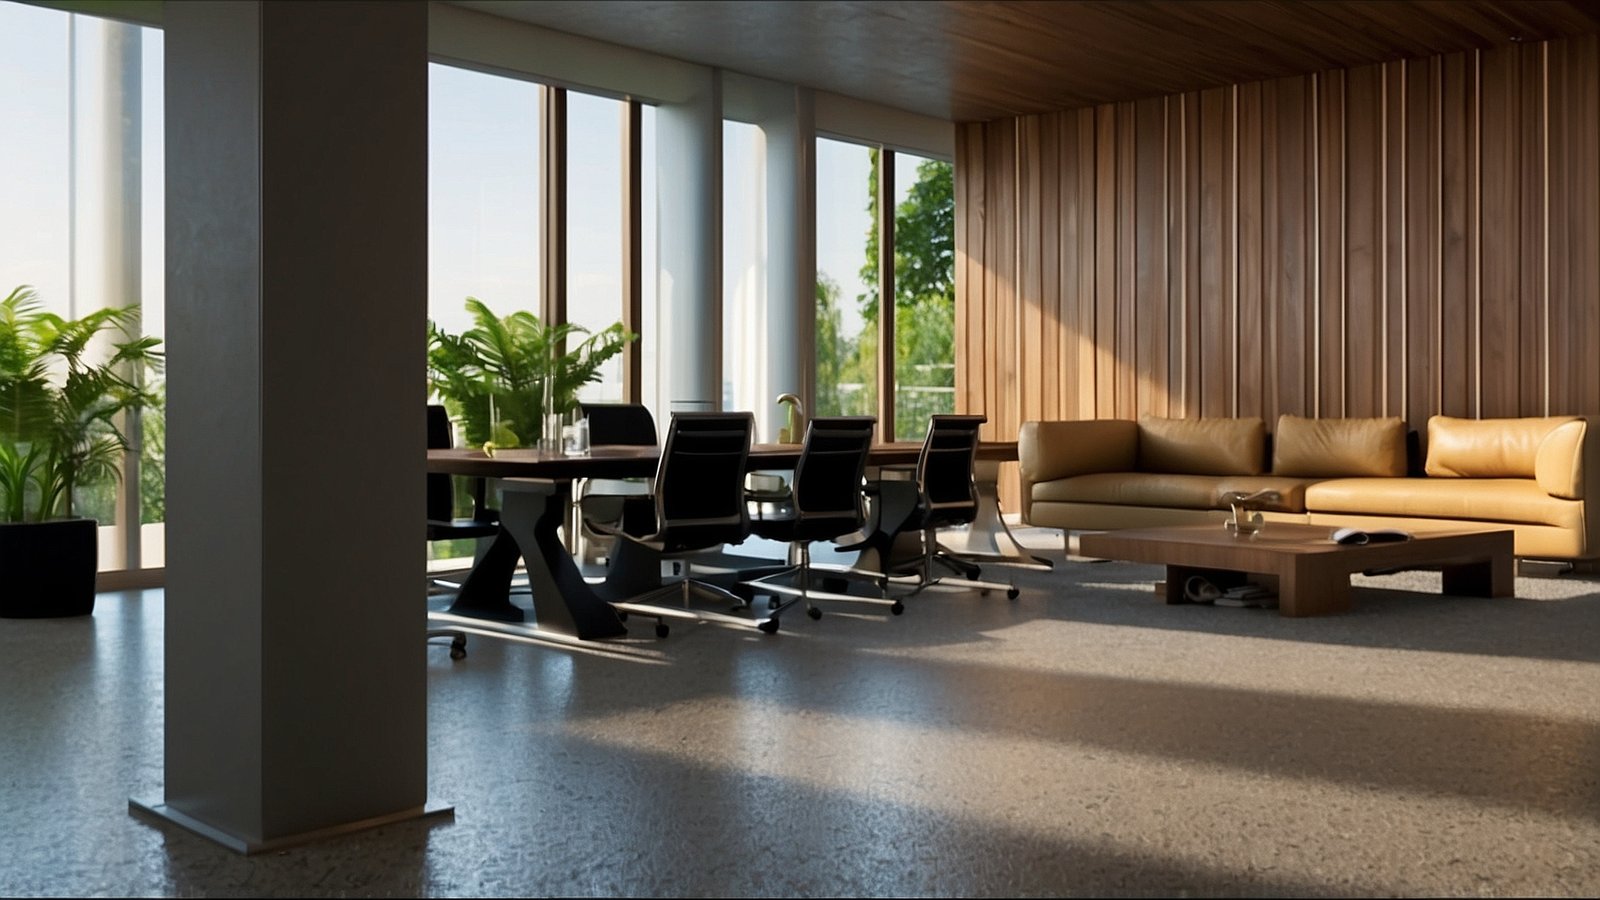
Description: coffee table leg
1441,556,1515,597
1278,558,1350,617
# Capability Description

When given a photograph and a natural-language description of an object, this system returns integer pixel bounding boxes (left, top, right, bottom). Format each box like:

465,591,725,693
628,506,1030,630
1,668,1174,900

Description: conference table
426,440,1044,641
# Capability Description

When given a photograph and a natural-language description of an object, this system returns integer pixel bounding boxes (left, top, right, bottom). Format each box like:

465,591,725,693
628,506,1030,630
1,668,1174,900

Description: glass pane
428,63,542,560
138,26,166,567
892,154,956,441
428,63,541,342
566,91,626,403
722,121,763,417
814,138,877,422
639,105,660,425
0,7,165,571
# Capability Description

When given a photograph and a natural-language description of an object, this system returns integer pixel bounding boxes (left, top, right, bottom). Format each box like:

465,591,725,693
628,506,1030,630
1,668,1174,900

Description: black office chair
426,404,500,659
573,402,659,565
589,412,772,636
891,414,1019,600
742,416,904,619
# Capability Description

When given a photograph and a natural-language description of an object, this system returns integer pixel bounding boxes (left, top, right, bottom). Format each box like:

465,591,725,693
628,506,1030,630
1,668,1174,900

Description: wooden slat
1479,44,1521,419
1317,69,1347,418
1403,57,1439,431
1116,102,1138,418
1518,42,1548,416
1344,63,1383,418
1038,115,1062,420
1134,96,1170,418
1094,103,1118,417
1237,82,1264,421
1018,116,1044,428
1438,50,1475,418
1198,87,1231,417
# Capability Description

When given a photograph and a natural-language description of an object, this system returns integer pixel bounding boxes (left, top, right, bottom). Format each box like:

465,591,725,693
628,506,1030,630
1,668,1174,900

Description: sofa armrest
1018,419,1138,523
1533,417,1598,560
1535,418,1587,500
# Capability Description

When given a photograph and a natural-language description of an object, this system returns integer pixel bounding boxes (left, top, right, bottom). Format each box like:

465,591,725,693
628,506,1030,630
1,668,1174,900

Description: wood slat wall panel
1237,83,1265,422
1344,64,1383,418
1479,45,1521,419
1135,96,1171,418
1317,70,1347,418
1116,102,1138,418
954,35,1600,504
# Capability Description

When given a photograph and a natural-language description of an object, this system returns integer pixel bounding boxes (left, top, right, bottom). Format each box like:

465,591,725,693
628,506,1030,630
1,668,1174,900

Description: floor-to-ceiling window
427,63,543,561
427,63,542,342
0,3,164,577
566,90,627,404
814,139,954,439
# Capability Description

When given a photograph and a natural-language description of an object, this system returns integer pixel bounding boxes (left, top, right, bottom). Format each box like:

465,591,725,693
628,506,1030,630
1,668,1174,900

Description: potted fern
0,285,162,617
427,297,635,450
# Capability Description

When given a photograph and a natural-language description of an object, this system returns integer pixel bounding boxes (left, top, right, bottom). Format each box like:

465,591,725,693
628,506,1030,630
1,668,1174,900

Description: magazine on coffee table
1331,527,1413,545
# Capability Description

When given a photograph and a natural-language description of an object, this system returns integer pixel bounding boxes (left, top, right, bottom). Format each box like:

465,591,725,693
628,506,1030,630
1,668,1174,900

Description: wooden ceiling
453,0,1600,122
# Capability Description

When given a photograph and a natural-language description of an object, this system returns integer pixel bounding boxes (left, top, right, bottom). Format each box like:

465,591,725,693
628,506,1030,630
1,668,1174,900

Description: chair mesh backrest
654,412,754,534
917,414,985,526
581,402,659,447
793,417,876,524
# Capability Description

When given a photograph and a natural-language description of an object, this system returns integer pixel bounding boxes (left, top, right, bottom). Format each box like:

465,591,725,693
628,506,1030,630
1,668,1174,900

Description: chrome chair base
610,574,781,637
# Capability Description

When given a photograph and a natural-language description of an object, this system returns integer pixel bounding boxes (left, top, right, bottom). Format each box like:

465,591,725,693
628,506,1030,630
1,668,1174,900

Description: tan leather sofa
1018,413,1599,561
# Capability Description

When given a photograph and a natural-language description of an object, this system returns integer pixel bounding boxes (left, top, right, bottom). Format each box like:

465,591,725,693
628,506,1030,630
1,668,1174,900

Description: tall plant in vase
0,285,163,617
427,297,635,450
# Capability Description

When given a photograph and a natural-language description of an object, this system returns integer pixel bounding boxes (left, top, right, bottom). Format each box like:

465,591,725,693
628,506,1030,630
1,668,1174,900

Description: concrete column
654,69,722,412
722,75,816,440
138,0,435,852
762,87,816,441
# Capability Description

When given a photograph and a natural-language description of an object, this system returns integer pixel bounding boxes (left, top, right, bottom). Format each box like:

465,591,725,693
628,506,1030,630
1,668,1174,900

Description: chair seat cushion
749,512,861,544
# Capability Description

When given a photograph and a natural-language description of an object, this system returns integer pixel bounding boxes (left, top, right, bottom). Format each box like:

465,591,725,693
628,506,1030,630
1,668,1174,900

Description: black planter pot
0,517,98,618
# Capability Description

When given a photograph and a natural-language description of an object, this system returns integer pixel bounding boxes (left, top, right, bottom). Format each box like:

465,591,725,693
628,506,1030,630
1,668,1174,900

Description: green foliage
427,297,636,448
0,285,163,523
820,152,956,435
140,382,165,524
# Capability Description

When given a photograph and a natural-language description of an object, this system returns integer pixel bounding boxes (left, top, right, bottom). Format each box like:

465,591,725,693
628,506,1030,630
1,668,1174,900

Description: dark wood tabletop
427,440,1020,479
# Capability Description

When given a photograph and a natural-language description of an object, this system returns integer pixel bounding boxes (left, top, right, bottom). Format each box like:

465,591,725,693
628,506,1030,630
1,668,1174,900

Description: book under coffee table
1077,523,1515,617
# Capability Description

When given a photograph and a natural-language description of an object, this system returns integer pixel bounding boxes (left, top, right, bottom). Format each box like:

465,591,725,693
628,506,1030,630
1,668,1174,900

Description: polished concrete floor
2,529,1599,897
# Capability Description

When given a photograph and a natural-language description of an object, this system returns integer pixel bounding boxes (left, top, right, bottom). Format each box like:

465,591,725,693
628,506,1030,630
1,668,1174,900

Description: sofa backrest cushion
1136,417,1266,476
1018,419,1139,483
1272,415,1407,477
1425,415,1581,480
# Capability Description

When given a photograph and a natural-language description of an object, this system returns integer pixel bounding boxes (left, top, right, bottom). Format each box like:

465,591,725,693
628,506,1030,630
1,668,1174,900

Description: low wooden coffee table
1077,523,1515,617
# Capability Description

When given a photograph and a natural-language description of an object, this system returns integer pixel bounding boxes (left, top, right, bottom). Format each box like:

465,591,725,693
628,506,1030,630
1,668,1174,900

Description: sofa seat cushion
1211,476,1324,513
1033,472,1220,510
1305,478,1581,529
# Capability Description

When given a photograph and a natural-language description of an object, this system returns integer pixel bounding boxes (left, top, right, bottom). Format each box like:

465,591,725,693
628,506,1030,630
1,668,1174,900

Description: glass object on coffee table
1220,489,1280,537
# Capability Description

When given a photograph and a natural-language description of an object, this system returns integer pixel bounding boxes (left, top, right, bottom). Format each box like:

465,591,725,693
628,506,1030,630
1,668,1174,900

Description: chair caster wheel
758,618,780,634
807,606,822,620
655,622,670,638
1006,587,1020,600
449,637,467,660
890,601,905,615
